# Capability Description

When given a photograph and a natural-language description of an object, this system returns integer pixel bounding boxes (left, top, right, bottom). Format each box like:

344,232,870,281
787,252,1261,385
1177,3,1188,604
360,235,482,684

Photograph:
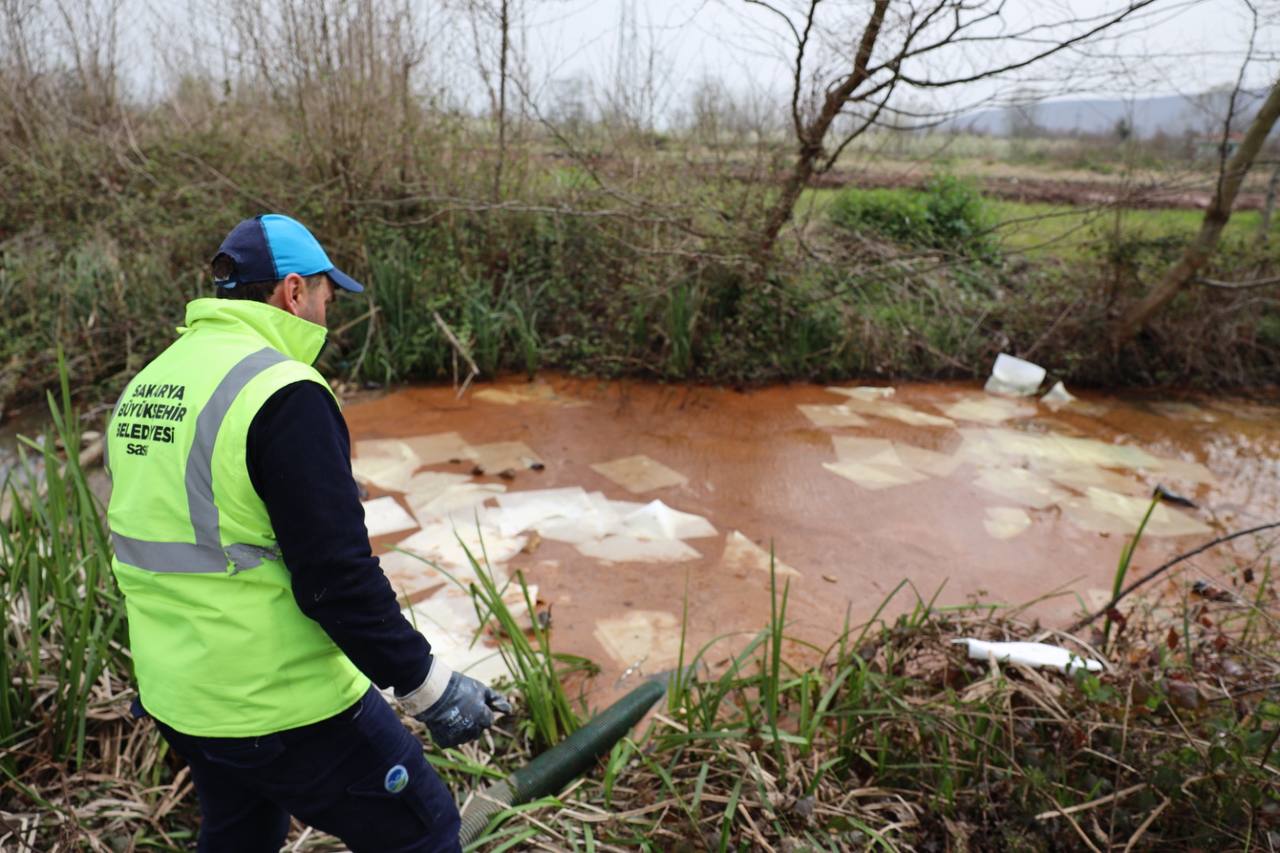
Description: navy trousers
151,686,462,853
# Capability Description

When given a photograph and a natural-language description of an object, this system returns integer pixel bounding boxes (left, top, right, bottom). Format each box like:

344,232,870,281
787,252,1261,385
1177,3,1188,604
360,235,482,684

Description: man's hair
211,254,329,302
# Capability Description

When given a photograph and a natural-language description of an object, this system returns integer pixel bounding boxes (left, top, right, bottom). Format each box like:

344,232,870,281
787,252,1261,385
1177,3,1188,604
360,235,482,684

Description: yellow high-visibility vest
107,298,367,737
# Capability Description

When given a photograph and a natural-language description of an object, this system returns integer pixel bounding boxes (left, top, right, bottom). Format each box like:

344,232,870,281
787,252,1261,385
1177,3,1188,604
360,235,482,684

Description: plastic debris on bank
953,638,1103,674
984,353,1047,397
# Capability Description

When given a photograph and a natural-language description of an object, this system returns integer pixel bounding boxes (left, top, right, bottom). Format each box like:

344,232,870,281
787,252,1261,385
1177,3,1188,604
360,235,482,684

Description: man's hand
396,659,511,749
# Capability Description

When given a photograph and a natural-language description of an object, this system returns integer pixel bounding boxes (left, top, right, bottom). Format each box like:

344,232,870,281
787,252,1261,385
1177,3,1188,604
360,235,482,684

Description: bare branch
896,1,1159,89
1196,274,1280,290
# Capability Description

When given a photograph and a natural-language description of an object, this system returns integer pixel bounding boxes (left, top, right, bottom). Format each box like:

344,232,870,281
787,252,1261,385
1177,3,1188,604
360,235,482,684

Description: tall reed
0,358,126,769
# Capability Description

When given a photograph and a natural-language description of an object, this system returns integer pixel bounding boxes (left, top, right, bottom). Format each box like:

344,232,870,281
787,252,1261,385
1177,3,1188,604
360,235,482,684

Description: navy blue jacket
246,381,432,696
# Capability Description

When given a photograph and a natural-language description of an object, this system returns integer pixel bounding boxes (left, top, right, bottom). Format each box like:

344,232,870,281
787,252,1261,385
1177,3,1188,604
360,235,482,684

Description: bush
829,174,998,259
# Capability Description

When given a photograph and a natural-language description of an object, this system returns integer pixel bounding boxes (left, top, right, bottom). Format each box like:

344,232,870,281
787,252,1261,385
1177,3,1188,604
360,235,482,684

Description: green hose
458,678,668,845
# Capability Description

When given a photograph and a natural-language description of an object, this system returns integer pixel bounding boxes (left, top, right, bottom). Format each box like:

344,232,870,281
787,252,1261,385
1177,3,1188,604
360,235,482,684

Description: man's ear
269,273,307,316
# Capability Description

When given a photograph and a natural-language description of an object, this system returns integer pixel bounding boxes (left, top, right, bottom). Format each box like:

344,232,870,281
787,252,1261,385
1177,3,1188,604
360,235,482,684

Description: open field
800,186,1276,260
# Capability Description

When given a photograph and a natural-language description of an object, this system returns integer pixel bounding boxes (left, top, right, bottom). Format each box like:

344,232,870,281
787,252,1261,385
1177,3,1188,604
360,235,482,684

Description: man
106,214,509,852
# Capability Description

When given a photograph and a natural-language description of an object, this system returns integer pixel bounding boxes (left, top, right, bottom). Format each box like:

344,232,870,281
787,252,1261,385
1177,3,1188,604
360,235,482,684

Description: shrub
829,174,998,260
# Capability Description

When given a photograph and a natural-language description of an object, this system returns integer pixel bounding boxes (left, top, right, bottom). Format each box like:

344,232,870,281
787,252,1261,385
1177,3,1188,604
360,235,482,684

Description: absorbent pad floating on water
354,438,420,463
403,471,473,510
797,404,869,429
831,437,962,481
1061,487,1210,537
823,460,928,491
361,496,419,538
535,491,630,544
351,453,420,493
405,583,539,684
826,385,896,401
973,468,1069,510
472,383,586,407
491,487,595,537
575,535,701,563
409,482,506,523
982,506,1031,540
831,436,899,464
892,444,964,478
940,396,1037,424
396,522,526,575
401,432,477,465
593,610,683,670
471,441,543,472
822,389,955,428
719,531,800,578
621,500,717,540
591,454,689,494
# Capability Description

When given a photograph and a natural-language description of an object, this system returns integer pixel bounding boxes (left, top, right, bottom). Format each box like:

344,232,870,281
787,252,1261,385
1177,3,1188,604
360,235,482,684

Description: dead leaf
1167,681,1201,710
1192,580,1232,602
1167,628,1180,650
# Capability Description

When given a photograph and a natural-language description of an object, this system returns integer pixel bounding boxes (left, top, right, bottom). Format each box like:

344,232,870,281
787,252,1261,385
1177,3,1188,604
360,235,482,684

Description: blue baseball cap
212,214,363,293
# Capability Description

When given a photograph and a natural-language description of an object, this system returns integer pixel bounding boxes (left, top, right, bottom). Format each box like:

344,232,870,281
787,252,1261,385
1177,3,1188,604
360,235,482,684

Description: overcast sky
118,0,1280,124
510,0,1277,111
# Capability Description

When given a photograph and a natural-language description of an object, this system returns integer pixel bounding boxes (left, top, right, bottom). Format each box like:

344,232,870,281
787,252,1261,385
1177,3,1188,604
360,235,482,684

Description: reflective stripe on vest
110,347,287,574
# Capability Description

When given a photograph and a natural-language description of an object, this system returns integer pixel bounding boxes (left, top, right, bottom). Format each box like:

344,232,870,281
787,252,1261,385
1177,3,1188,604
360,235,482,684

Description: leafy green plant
829,174,998,259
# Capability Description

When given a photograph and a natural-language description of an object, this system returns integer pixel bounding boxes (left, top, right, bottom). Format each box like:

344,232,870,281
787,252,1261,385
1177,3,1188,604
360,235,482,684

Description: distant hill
950,89,1269,139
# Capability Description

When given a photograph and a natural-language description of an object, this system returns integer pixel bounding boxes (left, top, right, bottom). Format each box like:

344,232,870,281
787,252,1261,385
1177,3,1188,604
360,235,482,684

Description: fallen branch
432,311,480,398
1196,274,1280,290
1034,782,1147,821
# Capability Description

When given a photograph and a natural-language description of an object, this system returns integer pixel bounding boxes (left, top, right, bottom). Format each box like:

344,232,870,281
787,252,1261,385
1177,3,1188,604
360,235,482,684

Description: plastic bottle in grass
952,638,1102,673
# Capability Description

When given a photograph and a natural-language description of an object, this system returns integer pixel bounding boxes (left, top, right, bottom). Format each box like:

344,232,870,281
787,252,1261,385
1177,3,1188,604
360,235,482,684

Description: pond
344,376,1279,699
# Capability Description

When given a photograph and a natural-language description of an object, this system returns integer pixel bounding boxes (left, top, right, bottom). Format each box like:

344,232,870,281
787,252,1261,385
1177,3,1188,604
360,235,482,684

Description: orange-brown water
345,377,1279,698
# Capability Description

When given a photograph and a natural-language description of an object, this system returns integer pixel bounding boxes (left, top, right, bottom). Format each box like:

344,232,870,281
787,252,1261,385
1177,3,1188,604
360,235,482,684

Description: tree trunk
755,0,889,261
493,0,509,203
1111,75,1280,345
1258,160,1280,245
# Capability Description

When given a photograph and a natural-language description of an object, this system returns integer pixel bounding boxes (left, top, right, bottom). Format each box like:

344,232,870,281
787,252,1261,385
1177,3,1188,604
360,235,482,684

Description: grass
805,186,1276,260
0,355,126,770
5,384,1280,850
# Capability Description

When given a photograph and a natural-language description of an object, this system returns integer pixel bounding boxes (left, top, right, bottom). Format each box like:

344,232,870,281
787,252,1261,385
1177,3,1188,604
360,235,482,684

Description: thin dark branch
1069,522,1280,633
820,78,900,173
897,0,1159,89
790,0,820,142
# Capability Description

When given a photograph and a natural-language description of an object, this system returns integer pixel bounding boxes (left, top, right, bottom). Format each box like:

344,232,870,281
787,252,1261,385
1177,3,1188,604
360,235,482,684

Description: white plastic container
984,353,1047,397
952,638,1102,674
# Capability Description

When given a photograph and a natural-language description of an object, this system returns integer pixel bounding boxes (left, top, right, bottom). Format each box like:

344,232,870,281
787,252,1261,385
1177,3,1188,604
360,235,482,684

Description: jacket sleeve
245,380,432,695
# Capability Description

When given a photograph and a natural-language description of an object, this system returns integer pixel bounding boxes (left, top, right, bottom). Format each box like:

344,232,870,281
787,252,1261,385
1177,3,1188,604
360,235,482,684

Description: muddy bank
345,376,1275,701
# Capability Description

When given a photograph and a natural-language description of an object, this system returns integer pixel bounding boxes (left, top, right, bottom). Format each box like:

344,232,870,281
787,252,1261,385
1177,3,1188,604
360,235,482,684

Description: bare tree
1111,74,1280,344
462,0,514,201
744,0,1159,260
222,0,427,203
1257,159,1279,244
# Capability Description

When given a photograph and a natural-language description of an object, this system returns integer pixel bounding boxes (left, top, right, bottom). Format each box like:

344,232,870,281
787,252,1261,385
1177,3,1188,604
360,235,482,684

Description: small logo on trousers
384,764,409,794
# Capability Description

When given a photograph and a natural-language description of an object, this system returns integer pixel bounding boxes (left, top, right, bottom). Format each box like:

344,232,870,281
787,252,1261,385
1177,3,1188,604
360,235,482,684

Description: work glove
396,658,512,749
